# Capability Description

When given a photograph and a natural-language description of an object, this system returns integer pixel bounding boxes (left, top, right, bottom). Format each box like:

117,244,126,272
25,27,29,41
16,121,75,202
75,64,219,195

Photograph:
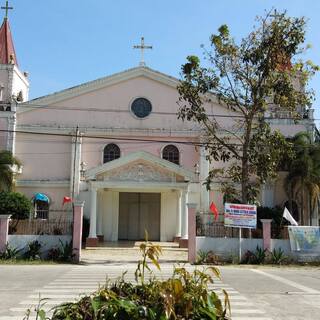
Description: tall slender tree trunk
301,178,305,225
241,117,253,205
241,153,249,204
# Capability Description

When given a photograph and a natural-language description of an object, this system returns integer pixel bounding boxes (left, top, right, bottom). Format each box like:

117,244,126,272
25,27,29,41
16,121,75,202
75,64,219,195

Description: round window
131,98,152,118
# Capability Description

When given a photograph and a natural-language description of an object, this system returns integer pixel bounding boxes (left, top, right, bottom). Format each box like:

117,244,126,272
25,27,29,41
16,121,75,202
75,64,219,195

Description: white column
200,146,210,211
6,115,16,154
175,190,182,238
97,190,103,236
89,186,97,238
181,189,188,239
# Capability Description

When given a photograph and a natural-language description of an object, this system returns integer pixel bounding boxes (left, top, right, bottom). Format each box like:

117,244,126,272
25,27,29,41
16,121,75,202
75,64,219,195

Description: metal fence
196,213,289,239
9,219,73,235
196,213,240,238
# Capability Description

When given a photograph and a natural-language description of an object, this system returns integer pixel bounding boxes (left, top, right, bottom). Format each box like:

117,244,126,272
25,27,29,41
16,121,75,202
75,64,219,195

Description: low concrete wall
196,237,263,259
271,239,291,254
8,235,72,256
196,237,303,260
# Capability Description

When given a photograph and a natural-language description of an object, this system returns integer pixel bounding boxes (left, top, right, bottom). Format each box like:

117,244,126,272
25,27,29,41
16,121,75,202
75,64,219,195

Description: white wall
8,235,71,256
196,237,263,259
196,237,304,259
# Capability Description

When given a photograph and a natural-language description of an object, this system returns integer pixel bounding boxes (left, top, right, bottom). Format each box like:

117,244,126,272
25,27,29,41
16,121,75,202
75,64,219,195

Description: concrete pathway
82,241,188,264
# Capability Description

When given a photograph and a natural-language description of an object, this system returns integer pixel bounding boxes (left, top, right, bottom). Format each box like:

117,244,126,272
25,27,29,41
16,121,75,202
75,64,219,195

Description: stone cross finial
133,37,152,66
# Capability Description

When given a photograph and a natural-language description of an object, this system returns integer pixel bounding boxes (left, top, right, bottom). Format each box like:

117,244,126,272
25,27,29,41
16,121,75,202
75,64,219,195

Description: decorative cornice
90,180,189,190
15,124,202,137
16,180,70,188
86,151,195,181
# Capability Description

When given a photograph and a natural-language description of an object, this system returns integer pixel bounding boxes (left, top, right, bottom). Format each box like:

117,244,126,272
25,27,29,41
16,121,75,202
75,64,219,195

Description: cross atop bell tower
1,1,13,20
133,37,152,67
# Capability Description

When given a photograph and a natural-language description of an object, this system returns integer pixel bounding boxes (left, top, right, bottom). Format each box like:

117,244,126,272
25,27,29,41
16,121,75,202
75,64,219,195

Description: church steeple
0,1,17,66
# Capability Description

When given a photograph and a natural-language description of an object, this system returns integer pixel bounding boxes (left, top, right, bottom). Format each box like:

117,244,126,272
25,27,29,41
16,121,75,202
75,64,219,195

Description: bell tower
0,1,29,152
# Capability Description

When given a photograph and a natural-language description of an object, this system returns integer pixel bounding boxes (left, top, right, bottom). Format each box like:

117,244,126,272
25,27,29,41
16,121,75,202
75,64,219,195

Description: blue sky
7,0,320,124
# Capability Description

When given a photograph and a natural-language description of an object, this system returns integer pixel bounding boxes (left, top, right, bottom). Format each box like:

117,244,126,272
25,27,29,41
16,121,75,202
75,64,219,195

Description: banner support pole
239,227,242,263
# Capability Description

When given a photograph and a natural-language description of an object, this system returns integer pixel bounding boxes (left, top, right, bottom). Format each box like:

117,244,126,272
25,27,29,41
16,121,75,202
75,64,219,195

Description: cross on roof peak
133,37,152,67
1,1,13,19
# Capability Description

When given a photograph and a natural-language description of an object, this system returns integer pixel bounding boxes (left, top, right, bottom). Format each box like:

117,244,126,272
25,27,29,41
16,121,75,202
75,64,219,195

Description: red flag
210,202,219,221
62,196,72,206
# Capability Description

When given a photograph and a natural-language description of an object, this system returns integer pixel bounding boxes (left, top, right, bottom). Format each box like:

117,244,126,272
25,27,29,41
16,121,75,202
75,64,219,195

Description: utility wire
12,102,318,121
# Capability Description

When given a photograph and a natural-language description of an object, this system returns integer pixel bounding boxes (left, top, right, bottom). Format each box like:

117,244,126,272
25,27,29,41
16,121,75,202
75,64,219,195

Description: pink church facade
0,15,317,245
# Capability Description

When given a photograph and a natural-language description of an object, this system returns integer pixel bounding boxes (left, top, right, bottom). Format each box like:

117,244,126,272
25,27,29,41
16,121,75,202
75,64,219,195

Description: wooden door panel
118,192,160,241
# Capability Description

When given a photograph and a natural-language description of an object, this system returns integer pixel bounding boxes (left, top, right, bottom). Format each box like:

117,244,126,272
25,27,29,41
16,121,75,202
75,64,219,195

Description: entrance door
118,192,160,241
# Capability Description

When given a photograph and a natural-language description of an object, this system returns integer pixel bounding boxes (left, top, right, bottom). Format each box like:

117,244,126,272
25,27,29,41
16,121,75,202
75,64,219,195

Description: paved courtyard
0,246,319,320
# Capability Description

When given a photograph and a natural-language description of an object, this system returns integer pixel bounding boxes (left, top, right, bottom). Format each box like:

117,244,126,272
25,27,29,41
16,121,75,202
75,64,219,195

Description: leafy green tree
178,11,318,204
285,132,320,225
0,191,31,219
0,150,21,192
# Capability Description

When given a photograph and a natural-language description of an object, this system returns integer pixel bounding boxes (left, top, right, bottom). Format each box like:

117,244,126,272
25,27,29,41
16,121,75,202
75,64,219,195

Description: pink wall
18,77,188,129
82,136,199,172
17,187,70,211
15,133,71,180
16,75,207,181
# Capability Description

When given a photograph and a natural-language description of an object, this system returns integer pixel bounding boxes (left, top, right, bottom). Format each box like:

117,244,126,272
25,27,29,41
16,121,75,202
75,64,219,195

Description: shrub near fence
9,219,73,235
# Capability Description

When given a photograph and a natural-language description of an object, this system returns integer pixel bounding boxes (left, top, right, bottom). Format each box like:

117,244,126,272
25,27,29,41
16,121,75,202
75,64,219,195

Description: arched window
33,193,50,220
103,143,120,163
162,145,180,165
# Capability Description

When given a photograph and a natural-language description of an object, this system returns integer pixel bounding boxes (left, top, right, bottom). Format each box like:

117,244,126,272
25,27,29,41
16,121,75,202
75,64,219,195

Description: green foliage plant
177,10,318,204
0,150,21,192
196,249,209,264
196,250,221,265
0,191,31,219
24,240,42,260
29,238,231,319
254,246,267,264
24,295,48,320
243,246,267,264
285,132,320,225
47,240,75,262
134,231,162,285
271,248,287,265
0,243,21,260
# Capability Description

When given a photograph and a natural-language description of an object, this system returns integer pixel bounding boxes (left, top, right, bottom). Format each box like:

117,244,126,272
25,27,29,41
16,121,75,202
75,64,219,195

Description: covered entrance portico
84,151,196,246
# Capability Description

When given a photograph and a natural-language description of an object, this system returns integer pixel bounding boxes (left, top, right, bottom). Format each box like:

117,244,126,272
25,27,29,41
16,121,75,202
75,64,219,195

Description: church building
0,9,316,246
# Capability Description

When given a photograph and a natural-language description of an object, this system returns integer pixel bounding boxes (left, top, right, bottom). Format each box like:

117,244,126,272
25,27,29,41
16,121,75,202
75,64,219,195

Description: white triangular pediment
18,67,181,114
85,151,195,183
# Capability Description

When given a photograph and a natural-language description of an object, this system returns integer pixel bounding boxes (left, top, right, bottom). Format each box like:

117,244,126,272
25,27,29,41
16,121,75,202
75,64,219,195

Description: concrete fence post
73,201,84,263
0,215,11,252
261,219,272,251
187,203,197,263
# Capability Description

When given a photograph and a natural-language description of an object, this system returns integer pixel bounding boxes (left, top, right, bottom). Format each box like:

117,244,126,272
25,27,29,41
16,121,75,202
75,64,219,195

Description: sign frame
224,203,257,229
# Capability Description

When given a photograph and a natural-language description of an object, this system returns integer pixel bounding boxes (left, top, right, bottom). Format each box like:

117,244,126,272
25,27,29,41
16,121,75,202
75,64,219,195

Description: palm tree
0,150,21,192
285,132,320,225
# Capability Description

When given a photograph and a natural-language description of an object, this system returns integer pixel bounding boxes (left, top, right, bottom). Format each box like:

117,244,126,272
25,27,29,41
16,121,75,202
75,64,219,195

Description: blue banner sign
288,226,320,252
224,203,257,229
